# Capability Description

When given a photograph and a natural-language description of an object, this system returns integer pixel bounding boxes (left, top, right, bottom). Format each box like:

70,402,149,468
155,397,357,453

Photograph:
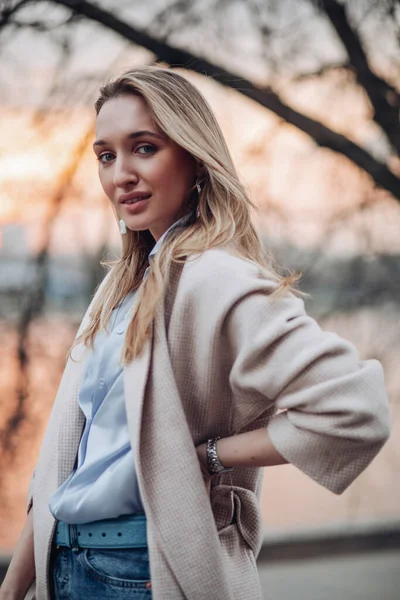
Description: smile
123,197,148,204
121,194,152,204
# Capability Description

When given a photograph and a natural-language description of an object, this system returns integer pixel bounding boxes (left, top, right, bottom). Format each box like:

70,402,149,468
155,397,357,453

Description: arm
227,288,391,493
0,509,35,600
191,253,391,494
196,428,288,475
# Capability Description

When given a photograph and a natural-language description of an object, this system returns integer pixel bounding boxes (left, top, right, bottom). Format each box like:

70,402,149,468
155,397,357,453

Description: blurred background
0,0,399,597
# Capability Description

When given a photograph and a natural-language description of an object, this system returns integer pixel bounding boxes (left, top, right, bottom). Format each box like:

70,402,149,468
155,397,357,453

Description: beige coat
28,248,391,599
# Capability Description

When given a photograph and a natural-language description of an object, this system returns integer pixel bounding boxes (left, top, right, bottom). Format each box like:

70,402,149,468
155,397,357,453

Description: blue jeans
50,544,152,599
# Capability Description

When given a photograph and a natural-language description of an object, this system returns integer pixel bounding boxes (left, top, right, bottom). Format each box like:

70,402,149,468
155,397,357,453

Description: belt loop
69,524,80,552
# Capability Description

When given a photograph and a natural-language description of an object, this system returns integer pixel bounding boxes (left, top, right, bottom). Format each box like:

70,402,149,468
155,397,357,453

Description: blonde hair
73,65,299,363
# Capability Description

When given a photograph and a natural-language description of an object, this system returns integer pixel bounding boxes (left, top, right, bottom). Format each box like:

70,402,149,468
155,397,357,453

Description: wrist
206,437,233,475
196,443,211,479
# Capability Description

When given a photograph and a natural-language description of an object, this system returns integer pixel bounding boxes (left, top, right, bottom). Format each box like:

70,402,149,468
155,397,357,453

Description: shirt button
99,379,106,388
116,326,125,334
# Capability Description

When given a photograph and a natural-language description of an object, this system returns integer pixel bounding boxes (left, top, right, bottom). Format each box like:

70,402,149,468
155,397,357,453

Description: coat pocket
211,483,263,557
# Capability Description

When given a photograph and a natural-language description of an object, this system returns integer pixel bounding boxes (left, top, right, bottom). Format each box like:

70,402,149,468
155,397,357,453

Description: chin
124,214,154,233
126,223,151,233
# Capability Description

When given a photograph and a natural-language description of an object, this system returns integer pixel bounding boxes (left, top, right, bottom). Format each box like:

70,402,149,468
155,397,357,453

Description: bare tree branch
46,0,400,201
292,61,351,81
319,0,400,154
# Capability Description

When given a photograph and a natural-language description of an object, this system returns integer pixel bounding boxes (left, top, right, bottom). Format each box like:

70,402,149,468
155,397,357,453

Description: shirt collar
148,210,195,263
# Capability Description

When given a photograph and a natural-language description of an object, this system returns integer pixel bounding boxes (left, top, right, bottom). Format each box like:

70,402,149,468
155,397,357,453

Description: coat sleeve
225,269,391,495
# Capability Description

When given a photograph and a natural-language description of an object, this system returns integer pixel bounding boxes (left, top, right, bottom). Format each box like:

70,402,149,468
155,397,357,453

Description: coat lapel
56,344,88,485
124,304,233,599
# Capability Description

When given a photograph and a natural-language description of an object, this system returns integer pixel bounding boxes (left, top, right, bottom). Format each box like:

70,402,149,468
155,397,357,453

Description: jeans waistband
54,513,147,550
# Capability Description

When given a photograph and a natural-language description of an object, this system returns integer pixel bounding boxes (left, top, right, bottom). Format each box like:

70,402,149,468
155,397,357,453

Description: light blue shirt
49,212,193,524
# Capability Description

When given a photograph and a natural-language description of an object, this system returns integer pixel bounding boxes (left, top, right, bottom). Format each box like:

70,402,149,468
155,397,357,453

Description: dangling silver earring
119,219,127,235
196,181,201,194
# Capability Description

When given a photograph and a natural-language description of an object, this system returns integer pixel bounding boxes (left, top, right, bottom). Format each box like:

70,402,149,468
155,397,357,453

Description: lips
119,192,152,204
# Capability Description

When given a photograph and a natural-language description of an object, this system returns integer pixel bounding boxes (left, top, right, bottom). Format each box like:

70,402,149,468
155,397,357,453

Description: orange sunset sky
1,66,400,259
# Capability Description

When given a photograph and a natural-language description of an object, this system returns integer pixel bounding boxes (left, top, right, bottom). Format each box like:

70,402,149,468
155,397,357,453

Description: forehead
95,95,159,138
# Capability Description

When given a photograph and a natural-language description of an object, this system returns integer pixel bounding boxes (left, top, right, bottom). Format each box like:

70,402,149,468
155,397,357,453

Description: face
94,94,199,241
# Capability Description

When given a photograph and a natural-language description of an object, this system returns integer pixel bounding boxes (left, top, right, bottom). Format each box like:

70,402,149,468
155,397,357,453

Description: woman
1,66,391,600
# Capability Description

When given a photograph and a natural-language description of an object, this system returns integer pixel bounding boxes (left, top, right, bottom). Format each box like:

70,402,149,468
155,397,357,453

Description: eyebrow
93,130,165,149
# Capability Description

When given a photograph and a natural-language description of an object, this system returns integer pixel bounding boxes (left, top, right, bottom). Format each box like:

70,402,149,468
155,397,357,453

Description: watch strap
206,436,233,475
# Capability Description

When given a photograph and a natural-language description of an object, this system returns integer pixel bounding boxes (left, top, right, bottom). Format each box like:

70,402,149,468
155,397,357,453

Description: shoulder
175,247,296,319
180,247,278,295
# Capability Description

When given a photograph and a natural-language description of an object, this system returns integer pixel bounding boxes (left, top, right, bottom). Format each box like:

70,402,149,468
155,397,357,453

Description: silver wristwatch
206,436,233,475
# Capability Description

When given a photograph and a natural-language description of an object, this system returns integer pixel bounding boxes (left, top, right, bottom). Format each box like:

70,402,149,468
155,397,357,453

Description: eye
97,152,115,164
136,144,157,155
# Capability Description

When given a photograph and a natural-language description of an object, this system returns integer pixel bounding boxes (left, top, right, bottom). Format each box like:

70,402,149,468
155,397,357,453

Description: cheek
154,158,192,196
98,168,114,197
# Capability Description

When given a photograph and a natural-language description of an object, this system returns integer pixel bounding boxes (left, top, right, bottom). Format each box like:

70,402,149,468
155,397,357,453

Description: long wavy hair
72,65,298,363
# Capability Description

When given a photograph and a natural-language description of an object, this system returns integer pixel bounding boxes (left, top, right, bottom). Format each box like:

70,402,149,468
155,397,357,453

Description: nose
112,155,138,189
